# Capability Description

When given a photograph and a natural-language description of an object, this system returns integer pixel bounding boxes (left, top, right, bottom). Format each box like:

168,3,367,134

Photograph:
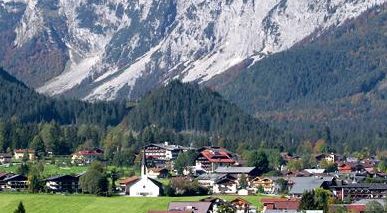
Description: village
0,142,386,213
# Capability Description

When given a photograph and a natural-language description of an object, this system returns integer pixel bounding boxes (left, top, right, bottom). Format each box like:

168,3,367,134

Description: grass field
0,163,139,178
0,164,88,177
0,193,266,213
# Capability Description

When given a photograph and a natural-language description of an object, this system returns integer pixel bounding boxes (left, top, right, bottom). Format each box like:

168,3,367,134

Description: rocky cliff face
0,0,385,100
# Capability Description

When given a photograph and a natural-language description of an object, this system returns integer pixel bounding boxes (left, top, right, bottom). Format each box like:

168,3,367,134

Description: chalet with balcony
195,147,236,173
144,142,191,168
331,183,387,201
45,175,80,193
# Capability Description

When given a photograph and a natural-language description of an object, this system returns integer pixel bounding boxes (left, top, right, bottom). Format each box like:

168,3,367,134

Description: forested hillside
0,68,127,126
219,5,387,152
119,81,290,151
0,67,130,154
0,68,290,156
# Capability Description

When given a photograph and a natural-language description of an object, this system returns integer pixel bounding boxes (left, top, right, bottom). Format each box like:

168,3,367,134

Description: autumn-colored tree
314,139,327,154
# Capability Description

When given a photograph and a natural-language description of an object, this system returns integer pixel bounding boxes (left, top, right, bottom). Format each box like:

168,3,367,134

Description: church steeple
141,151,147,178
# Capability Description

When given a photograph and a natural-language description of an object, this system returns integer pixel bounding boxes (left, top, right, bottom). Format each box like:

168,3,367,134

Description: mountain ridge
0,0,385,101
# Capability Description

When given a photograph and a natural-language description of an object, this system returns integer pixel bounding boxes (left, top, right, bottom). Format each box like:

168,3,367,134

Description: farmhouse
230,197,257,213
71,148,103,165
195,147,236,173
213,174,238,194
197,173,226,189
251,177,276,194
45,175,80,193
13,149,35,161
0,153,12,164
147,167,169,179
2,174,28,190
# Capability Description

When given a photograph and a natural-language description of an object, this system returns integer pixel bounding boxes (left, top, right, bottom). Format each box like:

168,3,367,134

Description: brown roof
230,197,251,206
149,167,169,173
261,198,300,210
119,176,140,185
14,149,35,154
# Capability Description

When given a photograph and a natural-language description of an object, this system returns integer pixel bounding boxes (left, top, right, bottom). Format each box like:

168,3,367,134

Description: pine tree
14,201,25,213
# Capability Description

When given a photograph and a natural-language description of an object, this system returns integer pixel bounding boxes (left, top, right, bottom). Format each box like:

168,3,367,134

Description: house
330,183,387,201
144,142,192,168
71,148,103,165
214,167,259,178
0,173,11,189
168,201,212,213
280,152,300,162
13,149,35,161
2,174,28,190
230,197,257,213
0,153,12,164
147,168,169,179
288,176,333,197
124,155,163,197
197,173,227,189
261,198,300,213
195,147,236,173
315,153,338,163
251,177,276,194
45,175,79,193
213,174,238,194
338,163,353,173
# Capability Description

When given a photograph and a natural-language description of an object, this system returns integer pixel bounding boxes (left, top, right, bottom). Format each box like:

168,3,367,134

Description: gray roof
215,167,255,174
197,173,226,181
168,202,212,213
289,176,333,195
333,183,387,190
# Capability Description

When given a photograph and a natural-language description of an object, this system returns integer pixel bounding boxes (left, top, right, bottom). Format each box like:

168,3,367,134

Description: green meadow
0,193,265,213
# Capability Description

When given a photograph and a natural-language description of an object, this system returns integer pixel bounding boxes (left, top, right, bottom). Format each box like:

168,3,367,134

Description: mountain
0,0,385,101
121,80,288,150
216,4,387,152
0,67,127,126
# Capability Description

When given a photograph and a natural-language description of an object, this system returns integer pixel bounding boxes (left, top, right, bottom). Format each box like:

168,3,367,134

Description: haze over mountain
0,0,384,101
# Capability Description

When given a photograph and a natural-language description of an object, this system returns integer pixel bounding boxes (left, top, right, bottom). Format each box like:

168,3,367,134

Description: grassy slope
0,194,265,213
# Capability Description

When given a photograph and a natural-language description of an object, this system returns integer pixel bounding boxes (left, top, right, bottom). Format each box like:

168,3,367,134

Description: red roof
347,204,366,213
200,149,235,163
261,198,300,210
119,176,140,185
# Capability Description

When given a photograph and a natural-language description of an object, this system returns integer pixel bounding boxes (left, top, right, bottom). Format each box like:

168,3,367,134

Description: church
123,154,163,197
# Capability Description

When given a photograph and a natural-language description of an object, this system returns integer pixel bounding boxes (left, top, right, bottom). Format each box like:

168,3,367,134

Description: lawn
0,163,139,178
0,164,88,177
0,193,266,213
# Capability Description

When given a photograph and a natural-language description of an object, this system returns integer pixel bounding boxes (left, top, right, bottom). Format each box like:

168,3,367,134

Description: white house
213,174,238,194
126,154,163,197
